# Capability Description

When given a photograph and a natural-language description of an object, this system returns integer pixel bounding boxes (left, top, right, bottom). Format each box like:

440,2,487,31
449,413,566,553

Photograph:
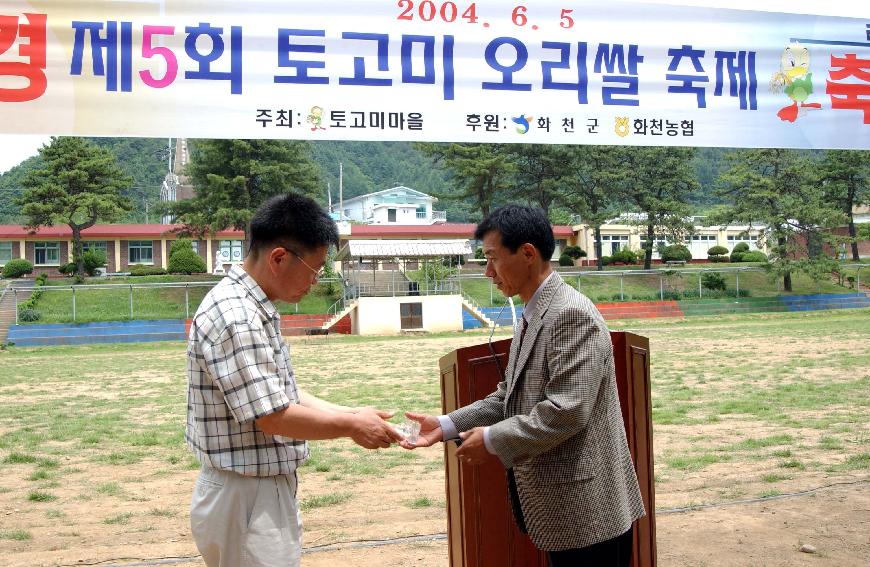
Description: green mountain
0,138,738,225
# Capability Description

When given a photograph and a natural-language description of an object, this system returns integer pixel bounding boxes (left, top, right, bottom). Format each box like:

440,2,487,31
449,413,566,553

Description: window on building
217,240,244,263
388,208,397,222
128,241,154,264
727,235,760,248
34,242,60,265
400,302,423,330
83,241,108,255
190,241,199,254
0,242,12,265
601,235,629,255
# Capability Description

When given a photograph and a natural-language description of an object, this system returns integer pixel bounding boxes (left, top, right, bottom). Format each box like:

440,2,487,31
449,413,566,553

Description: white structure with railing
339,186,446,225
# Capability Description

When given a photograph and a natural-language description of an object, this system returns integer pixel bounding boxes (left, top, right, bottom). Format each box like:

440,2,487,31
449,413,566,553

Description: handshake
348,410,442,450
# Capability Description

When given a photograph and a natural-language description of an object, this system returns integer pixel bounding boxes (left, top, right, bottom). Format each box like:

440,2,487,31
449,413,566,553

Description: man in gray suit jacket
404,205,645,566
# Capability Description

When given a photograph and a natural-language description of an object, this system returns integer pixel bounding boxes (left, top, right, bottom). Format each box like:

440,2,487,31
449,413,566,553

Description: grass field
0,308,867,564
13,263,859,323
26,276,341,323
462,266,856,306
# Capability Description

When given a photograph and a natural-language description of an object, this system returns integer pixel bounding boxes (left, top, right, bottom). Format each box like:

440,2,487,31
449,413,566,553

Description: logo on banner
511,115,532,134
307,106,326,131
770,43,822,123
614,117,629,137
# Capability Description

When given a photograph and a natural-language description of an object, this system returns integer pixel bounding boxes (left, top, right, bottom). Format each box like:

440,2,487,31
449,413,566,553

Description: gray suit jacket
449,273,645,551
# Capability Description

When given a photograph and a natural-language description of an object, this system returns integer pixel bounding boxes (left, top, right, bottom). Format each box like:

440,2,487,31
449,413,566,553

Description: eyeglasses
285,248,325,280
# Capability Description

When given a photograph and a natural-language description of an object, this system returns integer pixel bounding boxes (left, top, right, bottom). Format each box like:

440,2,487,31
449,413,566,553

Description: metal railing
14,281,217,323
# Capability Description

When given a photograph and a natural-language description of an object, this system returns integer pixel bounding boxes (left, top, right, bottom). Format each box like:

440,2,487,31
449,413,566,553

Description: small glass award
395,420,421,444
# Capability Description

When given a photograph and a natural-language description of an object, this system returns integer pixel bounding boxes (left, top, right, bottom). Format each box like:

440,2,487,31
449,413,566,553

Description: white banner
0,0,868,148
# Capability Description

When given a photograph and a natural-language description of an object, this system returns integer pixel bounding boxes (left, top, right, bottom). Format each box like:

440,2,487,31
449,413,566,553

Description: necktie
519,316,528,347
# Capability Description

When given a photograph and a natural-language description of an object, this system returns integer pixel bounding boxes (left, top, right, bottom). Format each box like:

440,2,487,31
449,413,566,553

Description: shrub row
17,273,48,322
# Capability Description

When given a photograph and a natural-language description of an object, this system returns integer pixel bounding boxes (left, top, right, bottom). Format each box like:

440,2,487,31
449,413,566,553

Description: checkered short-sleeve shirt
185,265,308,477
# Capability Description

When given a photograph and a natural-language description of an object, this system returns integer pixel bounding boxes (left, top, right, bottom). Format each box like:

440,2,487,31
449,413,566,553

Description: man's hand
456,427,490,465
349,409,403,449
354,407,395,420
400,411,442,449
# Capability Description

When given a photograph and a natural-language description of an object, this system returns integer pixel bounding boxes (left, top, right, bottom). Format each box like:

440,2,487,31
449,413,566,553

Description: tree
166,139,322,240
558,146,626,271
820,150,869,261
503,144,571,216
715,149,845,292
618,147,699,270
415,143,514,220
18,137,131,277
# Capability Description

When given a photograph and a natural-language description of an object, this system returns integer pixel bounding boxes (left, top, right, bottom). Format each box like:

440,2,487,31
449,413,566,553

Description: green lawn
0,308,867,562
22,276,341,323
461,266,855,307
16,263,861,322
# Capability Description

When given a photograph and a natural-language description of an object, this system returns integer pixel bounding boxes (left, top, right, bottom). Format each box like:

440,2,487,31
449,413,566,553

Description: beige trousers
190,465,302,567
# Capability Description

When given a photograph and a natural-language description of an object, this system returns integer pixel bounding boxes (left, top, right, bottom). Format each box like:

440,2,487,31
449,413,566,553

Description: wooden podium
439,332,656,567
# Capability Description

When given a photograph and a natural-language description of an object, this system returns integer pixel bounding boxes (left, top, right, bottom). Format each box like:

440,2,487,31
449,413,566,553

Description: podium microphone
487,298,516,382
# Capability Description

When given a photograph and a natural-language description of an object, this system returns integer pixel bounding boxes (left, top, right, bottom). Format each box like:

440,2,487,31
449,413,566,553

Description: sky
0,0,865,174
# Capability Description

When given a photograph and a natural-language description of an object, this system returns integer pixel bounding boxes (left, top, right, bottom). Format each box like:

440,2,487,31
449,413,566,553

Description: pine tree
18,137,131,276
716,149,845,291
166,139,322,240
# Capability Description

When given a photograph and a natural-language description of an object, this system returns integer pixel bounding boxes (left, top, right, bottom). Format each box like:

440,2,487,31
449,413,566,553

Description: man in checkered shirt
404,205,645,566
187,193,402,566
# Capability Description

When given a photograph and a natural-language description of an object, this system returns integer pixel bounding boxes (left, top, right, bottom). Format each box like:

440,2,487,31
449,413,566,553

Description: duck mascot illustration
770,42,822,123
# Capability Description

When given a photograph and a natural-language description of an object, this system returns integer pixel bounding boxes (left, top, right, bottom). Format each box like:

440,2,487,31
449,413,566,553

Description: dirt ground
1,329,868,566
5,478,865,566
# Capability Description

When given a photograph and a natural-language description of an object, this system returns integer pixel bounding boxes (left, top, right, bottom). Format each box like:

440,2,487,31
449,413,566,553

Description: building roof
341,185,436,205
0,224,244,239
349,223,575,238
336,239,473,260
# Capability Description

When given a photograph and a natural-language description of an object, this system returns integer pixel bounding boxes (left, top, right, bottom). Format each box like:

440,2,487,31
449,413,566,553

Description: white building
574,214,768,262
339,186,446,225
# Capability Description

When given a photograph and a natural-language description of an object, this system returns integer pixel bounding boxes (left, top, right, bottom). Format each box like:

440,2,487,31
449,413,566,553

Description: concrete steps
320,300,358,331
0,281,34,343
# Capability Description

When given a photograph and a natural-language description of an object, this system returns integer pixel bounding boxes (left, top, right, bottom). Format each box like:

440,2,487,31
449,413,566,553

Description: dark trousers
547,526,633,567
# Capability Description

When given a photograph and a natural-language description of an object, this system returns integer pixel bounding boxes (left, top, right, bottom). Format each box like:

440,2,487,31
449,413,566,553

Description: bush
707,245,728,263
709,255,730,263
3,258,33,279
168,250,207,274
129,266,167,276
610,249,638,265
18,308,41,322
701,272,727,291
600,255,612,266
167,239,207,275
58,262,76,276
170,239,194,255
740,250,767,262
563,245,587,259
82,250,107,276
474,247,484,260
730,242,750,262
558,254,574,267
661,244,692,262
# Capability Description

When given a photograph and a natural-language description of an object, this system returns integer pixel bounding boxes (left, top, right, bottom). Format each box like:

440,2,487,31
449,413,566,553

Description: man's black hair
474,204,555,261
248,193,339,257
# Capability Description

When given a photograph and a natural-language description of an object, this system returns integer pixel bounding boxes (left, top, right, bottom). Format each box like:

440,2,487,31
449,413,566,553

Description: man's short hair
249,193,339,257
474,204,555,261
